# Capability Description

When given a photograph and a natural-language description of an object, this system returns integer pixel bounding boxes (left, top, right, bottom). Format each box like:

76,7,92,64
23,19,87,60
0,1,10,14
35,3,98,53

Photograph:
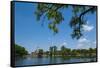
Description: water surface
15,57,96,66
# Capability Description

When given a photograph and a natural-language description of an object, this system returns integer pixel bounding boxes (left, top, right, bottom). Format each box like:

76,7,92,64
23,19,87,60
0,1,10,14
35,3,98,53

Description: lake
15,56,96,66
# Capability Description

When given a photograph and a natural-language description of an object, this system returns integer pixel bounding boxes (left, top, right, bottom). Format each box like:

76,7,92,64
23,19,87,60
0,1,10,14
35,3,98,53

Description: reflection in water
49,57,57,64
36,58,43,65
15,57,96,66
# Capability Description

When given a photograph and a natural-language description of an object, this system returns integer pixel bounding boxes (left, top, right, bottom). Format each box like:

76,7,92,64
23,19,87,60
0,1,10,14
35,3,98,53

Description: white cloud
82,25,94,32
77,43,85,49
62,42,67,45
77,38,96,49
93,41,96,44
93,41,96,48
77,42,91,49
78,38,89,43
77,43,83,48
60,42,67,47
82,21,94,32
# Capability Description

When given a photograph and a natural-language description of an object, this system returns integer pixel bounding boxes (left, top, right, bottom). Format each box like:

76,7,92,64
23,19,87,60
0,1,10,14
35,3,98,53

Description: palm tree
45,51,49,57
89,48,94,57
71,49,77,56
65,48,71,56
38,49,43,58
49,46,53,57
53,46,57,56
61,45,66,57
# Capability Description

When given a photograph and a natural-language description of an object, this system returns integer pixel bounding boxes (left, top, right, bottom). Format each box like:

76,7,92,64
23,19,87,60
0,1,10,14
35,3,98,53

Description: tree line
34,45,96,58
14,44,96,58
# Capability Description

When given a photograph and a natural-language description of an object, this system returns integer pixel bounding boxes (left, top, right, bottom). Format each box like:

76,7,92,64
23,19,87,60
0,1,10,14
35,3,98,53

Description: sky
14,2,97,53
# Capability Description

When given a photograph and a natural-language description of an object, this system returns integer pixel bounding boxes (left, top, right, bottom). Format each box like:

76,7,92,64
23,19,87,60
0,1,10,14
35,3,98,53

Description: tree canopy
15,44,28,57
35,3,96,39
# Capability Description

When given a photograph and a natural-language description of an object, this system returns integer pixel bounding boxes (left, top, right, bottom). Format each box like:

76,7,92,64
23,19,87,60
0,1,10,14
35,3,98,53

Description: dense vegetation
14,44,96,58
38,49,44,57
15,44,28,57
32,45,96,58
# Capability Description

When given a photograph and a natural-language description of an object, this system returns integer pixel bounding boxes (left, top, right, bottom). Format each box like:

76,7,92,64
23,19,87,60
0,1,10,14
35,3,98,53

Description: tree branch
79,7,95,30
79,7,95,18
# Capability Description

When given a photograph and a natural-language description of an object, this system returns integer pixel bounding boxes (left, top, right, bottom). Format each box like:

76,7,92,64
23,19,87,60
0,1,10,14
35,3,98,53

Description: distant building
31,50,39,57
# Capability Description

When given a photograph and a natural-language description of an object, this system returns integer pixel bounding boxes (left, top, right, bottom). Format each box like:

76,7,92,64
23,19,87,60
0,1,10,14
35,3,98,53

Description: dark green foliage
48,45,96,58
35,3,97,39
53,46,57,56
45,51,49,56
49,46,53,57
15,44,28,57
71,48,96,57
32,45,96,58
38,49,44,58
61,46,66,56
38,49,43,54
61,46,71,57
49,46,57,57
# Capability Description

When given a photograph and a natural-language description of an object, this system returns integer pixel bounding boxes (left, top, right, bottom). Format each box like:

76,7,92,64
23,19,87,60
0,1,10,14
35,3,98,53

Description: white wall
0,0,100,68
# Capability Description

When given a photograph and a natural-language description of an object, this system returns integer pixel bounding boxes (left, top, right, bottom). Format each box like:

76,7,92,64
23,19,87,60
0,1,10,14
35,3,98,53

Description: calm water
15,57,96,66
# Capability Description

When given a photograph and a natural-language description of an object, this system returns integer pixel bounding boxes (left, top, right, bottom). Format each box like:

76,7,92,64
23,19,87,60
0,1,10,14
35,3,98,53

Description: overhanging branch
78,7,95,30
79,7,95,18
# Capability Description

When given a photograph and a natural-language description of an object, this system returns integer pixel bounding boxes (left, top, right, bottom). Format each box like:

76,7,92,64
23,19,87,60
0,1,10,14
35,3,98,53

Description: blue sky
14,2,97,53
